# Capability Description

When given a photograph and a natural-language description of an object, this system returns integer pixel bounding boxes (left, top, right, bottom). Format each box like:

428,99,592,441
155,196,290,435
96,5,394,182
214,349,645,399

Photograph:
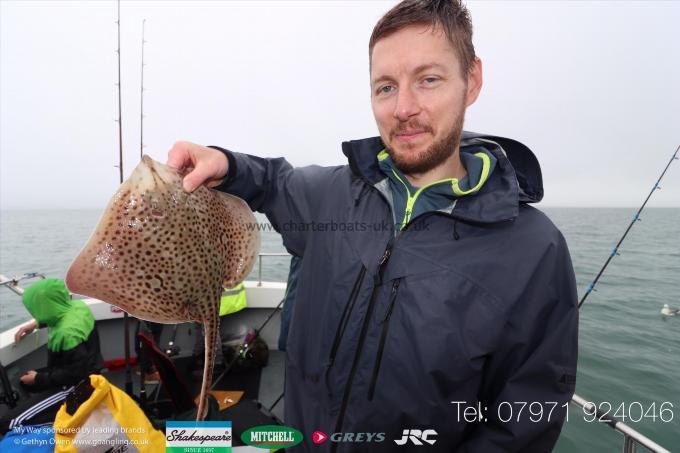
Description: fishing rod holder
0,273,46,297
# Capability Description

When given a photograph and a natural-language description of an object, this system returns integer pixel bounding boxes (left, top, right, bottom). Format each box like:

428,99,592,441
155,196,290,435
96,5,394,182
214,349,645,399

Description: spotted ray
65,155,260,420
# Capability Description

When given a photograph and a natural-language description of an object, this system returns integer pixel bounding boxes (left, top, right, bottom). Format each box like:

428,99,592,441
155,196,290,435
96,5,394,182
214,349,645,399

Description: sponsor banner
166,421,232,452
241,425,303,449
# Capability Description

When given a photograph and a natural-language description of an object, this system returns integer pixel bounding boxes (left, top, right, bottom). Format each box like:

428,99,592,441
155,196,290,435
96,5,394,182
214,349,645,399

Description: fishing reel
225,329,269,369
165,325,181,357
165,342,181,357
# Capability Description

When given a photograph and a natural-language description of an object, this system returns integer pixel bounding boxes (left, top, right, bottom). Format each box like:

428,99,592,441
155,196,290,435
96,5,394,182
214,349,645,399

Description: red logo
312,431,328,444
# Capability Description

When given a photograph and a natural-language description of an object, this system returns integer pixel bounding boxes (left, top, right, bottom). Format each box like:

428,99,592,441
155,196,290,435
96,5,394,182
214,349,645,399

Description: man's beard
387,108,465,175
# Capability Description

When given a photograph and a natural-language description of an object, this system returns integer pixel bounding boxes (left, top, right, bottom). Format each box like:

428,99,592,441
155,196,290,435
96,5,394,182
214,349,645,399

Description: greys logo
312,431,385,444
394,429,438,446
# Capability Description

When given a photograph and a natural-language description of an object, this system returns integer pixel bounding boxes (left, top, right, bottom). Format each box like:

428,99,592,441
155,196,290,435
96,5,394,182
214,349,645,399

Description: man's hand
14,319,38,344
167,141,230,192
20,370,37,386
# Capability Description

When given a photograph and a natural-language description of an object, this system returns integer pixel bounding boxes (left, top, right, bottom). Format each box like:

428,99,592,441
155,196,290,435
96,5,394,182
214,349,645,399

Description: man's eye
423,77,439,84
378,85,394,94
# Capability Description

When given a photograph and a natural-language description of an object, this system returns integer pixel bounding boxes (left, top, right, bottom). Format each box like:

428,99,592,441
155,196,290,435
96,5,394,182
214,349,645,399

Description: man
2,278,104,433
278,255,302,352
167,1,578,451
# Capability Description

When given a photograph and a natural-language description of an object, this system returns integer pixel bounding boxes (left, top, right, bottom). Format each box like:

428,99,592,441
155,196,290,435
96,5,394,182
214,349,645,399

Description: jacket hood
22,278,94,351
22,278,72,326
342,131,544,224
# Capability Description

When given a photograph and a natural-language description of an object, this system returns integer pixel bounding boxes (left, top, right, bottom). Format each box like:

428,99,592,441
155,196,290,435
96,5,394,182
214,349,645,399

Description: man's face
370,24,482,175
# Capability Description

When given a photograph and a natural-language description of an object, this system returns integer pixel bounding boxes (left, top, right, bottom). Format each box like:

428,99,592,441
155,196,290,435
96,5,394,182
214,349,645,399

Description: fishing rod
140,18,146,160
137,17,148,406
578,144,679,309
114,0,124,183
113,0,134,397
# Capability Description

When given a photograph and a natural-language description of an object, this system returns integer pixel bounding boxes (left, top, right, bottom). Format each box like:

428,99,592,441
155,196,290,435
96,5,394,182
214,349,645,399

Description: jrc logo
394,429,438,446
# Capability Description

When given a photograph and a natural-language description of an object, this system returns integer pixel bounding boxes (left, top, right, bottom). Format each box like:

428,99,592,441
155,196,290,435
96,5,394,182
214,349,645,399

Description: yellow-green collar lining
376,148,496,229
377,149,492,195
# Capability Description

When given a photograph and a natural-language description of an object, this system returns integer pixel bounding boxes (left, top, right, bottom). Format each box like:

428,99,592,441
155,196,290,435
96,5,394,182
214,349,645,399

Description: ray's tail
196,308,220,421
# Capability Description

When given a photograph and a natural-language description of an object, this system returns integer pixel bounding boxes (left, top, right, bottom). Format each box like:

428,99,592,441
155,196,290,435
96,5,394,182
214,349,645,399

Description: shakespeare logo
165,421,232,452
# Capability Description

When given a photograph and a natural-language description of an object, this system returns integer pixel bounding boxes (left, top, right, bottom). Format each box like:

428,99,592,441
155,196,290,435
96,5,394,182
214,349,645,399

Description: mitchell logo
394,429,438,446
241,425,303,449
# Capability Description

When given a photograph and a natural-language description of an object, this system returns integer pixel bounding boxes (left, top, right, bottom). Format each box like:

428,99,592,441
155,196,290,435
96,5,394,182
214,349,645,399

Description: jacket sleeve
211,146,341,257
33,343,91,391
456,233,579,453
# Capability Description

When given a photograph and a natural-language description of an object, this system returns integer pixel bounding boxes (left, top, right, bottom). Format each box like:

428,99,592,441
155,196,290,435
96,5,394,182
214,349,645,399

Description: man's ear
465,57,483,107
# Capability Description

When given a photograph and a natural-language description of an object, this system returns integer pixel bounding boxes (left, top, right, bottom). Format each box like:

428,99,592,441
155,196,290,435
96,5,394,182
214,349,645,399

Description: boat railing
255,252,291,286
571,393,671,453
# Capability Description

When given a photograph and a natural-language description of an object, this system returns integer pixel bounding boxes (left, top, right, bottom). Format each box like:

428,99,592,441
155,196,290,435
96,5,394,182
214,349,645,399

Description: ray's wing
212,190,260,288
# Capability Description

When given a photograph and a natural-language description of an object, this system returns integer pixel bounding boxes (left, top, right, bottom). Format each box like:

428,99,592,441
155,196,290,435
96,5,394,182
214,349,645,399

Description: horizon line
1,205,680,211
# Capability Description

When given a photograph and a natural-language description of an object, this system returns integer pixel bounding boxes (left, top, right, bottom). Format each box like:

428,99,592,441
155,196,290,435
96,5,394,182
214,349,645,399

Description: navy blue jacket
215,132,578,452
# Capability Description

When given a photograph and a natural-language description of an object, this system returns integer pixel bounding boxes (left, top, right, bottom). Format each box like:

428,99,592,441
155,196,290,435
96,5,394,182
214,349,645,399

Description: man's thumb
183,165,211,193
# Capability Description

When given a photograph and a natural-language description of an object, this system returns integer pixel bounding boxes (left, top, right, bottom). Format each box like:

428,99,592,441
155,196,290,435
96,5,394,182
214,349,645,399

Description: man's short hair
369,0,476,78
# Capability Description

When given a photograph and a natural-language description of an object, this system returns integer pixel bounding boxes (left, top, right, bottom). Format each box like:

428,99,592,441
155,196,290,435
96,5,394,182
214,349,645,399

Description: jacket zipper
332,241,394,446
367,278,401,400
326,266,366,374
328,182,459,447
390,168,458,229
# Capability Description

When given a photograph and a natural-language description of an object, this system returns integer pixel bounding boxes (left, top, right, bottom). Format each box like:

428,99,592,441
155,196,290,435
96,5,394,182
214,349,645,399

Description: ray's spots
64,156,260,422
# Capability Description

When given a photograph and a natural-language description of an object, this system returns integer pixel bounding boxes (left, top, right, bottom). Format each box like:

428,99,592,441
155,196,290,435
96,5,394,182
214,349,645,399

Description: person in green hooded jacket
1,279,105,433
14,278,104,391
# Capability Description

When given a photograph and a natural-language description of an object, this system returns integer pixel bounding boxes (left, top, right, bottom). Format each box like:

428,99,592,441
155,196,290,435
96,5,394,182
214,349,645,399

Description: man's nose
393,86,420,121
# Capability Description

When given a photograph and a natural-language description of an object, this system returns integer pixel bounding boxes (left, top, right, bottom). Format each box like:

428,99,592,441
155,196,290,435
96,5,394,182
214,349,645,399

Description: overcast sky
1,0,678,209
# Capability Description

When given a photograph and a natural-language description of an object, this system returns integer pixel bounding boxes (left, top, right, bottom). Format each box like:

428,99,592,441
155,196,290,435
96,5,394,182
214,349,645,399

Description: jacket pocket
367,278,401,401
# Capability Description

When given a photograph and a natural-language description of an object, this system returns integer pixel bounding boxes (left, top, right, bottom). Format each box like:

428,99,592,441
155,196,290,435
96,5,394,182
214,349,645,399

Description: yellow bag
53,374,165,452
